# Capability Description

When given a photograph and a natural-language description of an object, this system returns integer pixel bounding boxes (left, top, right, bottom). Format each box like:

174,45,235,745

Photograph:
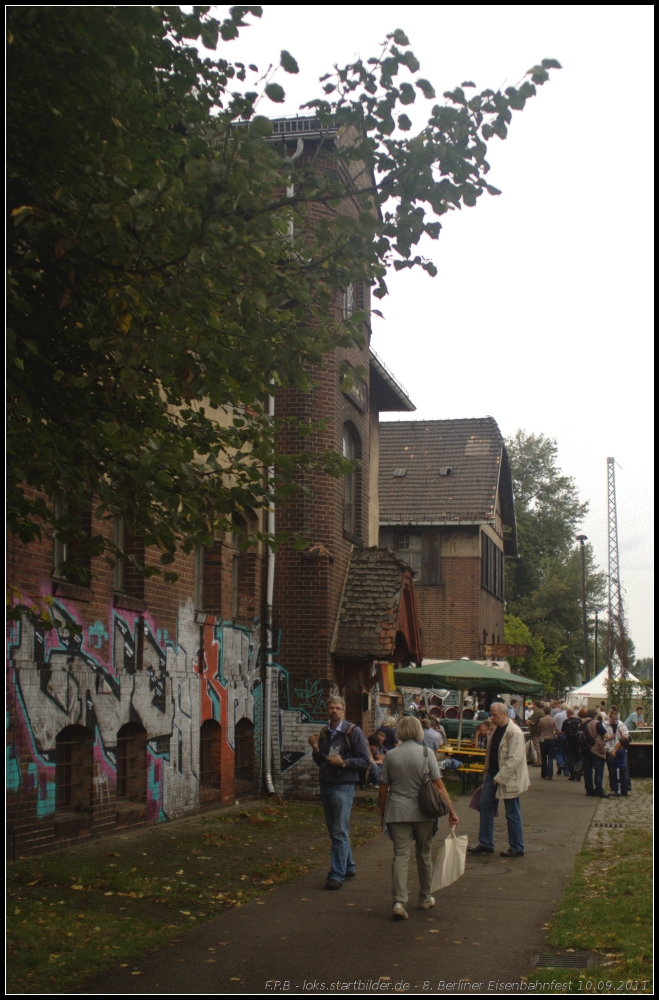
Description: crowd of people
359,713,448,789
307,692,649,920
354,693,650,799
525,698,649,797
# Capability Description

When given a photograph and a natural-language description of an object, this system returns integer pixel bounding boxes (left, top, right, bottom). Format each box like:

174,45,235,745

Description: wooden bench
458,764,484,794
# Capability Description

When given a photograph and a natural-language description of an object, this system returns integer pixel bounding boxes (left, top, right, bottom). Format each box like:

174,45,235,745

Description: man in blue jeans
309,696,370,890
467,702,530,858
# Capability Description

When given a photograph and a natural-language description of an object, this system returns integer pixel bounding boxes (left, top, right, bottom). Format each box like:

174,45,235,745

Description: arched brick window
55,725,93,815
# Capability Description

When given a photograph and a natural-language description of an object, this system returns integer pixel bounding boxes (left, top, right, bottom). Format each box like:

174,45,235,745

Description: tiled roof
378,418,515,535
332,547,410,659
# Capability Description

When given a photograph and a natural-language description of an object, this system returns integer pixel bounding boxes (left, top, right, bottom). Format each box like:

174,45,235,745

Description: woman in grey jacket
378,715,459,921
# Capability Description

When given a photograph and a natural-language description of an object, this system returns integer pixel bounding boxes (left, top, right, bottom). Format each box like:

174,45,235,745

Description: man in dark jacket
309,695,370,890
582,709,609,798
528,701,544,767
562,709,583,781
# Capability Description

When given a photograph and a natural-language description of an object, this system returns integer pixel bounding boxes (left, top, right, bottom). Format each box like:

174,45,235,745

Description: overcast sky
212,4,654,657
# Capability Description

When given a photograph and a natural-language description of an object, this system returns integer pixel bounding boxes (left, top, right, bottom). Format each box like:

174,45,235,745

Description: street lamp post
577,535,590,682
594,610,598,676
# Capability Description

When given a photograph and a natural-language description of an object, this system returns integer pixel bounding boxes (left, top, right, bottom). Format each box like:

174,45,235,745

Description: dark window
232,555,240,617
199,720,222,791
481,533,504,601
234,718,256,792
55,725,93,813
122,525,145,600
343,426,356,535
354,280,370,319
53,501,92,584
53,499,68,578
421,531,440,585
116,723,147,802
231,512,246,618
194,546,204,610
113,518,125,592
202,541,223,615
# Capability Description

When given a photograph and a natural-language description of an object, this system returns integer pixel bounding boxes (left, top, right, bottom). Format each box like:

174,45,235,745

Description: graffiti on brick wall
293,678,328,720
196,618,261,746
7,590,372,832
194,615,262,794
7,590,261,840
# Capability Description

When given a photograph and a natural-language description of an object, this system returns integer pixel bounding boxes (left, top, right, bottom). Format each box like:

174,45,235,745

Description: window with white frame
342,283,354,320
397,533,423,575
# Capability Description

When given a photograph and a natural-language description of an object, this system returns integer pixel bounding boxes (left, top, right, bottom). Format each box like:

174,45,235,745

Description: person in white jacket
467,702,530,858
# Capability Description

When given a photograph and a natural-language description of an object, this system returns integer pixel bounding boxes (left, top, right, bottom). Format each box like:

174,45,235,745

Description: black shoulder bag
418,745,449,819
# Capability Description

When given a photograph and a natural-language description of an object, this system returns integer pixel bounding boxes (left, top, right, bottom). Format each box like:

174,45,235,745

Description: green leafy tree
634,657,653,681
7,6,560,610
505,431,606,687
503,614,563,690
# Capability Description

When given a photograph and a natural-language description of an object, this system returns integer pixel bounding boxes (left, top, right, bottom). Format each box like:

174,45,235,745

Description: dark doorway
199,719,222,801
393,630,410,665
55,725,93,818
345,690,364,729
116,723,147,803
234,718,257,797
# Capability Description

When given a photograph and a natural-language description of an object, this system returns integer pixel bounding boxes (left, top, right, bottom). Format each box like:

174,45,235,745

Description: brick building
6,116,420,856
378,417,517,661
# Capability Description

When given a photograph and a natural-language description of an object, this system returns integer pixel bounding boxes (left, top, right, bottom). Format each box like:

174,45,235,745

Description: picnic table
441,743,486,794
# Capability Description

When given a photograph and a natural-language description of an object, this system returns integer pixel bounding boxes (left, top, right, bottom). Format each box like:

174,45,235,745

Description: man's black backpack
564,717,582,745
318,723,356,754
577,719,596,752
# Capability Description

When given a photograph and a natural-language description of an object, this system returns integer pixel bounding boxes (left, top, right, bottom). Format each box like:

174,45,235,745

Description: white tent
567,665,640,708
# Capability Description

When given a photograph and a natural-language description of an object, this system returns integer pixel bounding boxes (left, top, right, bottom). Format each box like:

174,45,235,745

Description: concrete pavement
82,769,600,995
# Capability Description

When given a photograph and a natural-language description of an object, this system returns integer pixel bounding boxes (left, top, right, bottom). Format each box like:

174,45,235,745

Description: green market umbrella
394,660,544,742
395,660,544,695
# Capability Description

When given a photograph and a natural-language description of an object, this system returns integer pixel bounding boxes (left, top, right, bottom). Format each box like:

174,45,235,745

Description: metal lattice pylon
607,458,630,678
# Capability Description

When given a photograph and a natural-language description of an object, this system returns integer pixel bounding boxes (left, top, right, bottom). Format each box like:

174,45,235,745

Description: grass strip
8,899,180,993
7,798,380,994
526,829,652,994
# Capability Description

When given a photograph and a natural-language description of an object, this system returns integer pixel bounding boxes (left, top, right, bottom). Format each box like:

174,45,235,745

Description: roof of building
378,417,517,554
269,115,337,140
332,547,417,660
370,350,415,412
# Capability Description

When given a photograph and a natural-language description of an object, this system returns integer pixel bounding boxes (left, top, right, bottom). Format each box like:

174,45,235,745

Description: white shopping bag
431,828,468,892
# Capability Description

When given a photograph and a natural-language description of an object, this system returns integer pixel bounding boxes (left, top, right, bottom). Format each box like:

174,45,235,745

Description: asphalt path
82,769,599,995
